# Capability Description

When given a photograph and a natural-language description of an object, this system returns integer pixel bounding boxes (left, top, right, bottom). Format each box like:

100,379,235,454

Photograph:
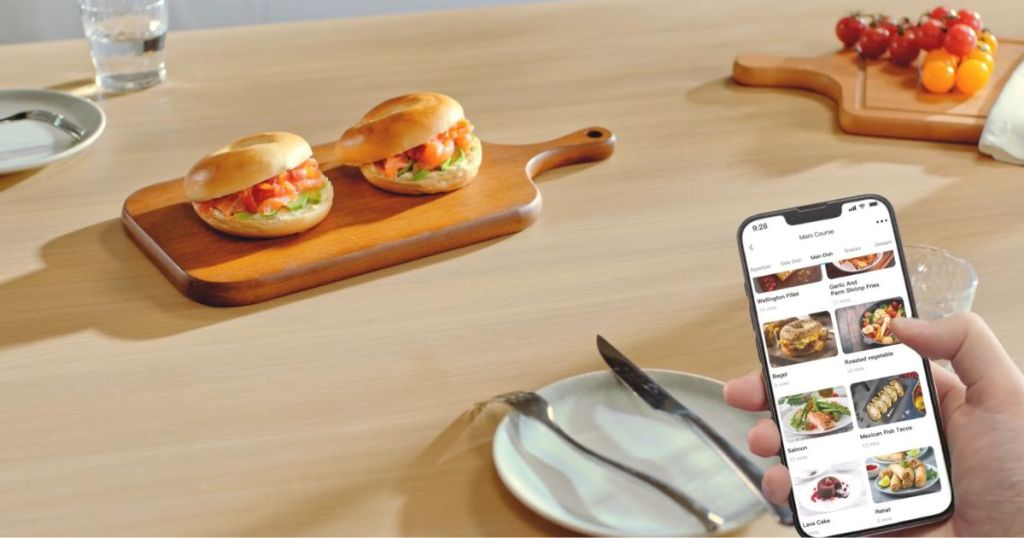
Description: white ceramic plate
781,397,853,437
794,472,860,513
492,370,775,536
0,89,105,174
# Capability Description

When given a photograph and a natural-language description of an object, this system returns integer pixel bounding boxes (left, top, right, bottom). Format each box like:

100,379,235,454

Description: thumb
891,313,1024,405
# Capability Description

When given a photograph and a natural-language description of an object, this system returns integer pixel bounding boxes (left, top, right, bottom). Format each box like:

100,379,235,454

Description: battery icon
869,202,878,207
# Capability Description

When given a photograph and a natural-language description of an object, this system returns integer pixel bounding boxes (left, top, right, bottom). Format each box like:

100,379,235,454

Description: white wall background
0,0,549,44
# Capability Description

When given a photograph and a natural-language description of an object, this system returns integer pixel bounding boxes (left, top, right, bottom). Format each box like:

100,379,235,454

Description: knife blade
596,335,794,526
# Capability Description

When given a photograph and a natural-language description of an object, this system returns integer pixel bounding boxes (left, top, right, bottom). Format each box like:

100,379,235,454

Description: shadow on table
47,78,136,101
395,404,574,536
0,218,509,352
221,403,572,536
684,76,1003,179
0,167,44,192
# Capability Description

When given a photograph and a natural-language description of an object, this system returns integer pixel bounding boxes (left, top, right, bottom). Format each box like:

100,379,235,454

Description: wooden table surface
2,0,1023,535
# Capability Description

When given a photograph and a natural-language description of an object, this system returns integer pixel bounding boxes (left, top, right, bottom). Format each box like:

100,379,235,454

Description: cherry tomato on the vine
944,23,977,56
955,58,991,94
956,9,983,33
980,31,998,54
877,15,900,37
921,61,957,93
966,49,995,72
836,15,867,48
889,30,921,66
916,19,946,51
925,48,960,68
857,26,892,59
929,6,955,21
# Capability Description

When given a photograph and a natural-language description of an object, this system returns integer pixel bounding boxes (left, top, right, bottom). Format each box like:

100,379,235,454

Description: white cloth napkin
979,60,1024,165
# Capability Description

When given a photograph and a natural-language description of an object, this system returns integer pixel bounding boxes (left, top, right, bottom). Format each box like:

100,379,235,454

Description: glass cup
904,245,979,320
904,245,978,371
78,0,167,92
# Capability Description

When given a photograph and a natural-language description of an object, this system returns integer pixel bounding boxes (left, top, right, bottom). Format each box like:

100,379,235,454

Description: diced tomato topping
242,188,258,213
293,178,324,191
198,158,324,217
382,155,410,179
372,120,475,175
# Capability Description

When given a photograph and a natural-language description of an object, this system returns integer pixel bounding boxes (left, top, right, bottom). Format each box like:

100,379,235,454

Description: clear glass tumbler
905,245,979,320
78,0,167,92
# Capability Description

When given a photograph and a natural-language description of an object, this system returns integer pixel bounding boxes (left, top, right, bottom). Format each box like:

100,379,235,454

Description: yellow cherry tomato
976,42,993,55
925,61,954,93
956,59,992,94
922,61,957,93
981,31,998,55
925,49,960,68
967,49,995,73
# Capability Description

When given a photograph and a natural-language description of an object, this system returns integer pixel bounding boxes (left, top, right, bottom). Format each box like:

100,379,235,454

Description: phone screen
738,196,952,536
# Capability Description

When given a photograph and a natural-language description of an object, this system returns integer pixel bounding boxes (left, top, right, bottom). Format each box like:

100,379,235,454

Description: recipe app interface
741,199,950,536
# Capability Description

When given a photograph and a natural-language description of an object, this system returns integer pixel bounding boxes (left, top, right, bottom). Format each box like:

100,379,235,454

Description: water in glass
80,0,167,92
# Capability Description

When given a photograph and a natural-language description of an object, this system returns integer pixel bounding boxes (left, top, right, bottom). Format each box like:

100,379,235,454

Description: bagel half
336,92,482,195
192,182,334,239
185,132,312,201
359,136,482,195
336,93,464,165
185,131,334,238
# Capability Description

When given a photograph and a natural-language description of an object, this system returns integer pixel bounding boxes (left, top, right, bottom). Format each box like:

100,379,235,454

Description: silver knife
596,335,794,526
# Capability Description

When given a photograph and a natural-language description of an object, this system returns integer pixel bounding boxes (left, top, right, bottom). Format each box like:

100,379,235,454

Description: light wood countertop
1,0,1022,535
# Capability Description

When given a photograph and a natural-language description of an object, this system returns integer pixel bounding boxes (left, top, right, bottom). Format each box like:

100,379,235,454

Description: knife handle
681,410,795,525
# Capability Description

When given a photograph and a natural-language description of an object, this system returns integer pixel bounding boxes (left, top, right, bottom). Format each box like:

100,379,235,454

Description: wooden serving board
733,38,1024,143
122,127,615,306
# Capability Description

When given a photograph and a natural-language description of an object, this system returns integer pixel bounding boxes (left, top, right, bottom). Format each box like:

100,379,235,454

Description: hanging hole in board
586,130,603,138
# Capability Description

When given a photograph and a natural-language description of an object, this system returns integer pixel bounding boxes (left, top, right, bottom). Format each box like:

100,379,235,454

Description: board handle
733,52,847,104
519,127,616,180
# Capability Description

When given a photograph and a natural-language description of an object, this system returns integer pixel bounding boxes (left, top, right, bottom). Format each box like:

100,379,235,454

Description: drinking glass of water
904,245,978,320
78,0,167,92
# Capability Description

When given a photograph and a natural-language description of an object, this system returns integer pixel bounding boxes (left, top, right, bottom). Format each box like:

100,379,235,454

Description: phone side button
763,377,777,421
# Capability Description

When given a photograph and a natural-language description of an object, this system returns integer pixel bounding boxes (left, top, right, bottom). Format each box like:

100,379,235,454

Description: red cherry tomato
944,23,977,56
916,19,946,51
417,139,446,169
889,29,921,66
836,15,867,48
857,26,892,59
955,9,983,33
454,131,474,151
929,6,955,20
876,15,900,37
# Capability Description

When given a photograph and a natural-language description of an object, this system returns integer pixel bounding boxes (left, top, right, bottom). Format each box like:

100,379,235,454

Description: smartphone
737,194,953,536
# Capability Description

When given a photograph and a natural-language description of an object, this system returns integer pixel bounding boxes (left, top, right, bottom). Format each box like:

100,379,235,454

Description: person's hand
724,312,1024,536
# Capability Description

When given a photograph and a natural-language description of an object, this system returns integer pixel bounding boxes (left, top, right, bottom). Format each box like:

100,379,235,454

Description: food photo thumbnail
763,312,837,367
836,297,906,354
852,372,926,429
826,251,895,279
778,386,853,441
792,461,871,514
753,264,823,293
866,447,942,502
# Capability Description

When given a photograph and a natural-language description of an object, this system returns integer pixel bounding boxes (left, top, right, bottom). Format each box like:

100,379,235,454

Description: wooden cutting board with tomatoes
121,128,615,306
733,7,1022,143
